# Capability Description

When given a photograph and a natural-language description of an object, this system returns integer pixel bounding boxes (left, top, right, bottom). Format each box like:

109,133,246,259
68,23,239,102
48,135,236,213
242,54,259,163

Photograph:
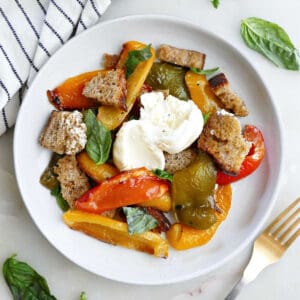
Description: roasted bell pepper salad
39,41,265,258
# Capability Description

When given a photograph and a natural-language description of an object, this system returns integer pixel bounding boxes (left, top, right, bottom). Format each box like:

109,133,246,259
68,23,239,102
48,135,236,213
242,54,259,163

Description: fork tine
272,208,300,240
277,217,300,243
265,198,300,233
285,228,300,248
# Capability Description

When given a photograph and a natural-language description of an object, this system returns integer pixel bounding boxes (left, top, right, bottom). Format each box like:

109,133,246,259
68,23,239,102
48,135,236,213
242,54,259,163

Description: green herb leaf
241,17,300,70
80,291,87,300
211,0,220,8
203,113,211,125
84,109,112,165
190,67,219,76
152,169,173,182
2,255,57,300
125,45,152,78
51,185,69,212
123,207,158,235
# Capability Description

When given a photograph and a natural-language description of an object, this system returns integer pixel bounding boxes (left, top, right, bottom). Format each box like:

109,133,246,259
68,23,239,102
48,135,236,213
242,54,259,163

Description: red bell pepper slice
216,125,265,185
75,167,169,214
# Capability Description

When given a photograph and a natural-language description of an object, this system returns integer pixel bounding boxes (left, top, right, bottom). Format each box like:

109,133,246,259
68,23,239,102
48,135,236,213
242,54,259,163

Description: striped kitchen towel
0,0,111,136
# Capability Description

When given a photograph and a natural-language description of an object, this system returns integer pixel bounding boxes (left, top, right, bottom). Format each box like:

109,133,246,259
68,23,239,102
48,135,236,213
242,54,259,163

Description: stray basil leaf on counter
3,255,57,300
84,109,112,165
123,207,158,235
80,291,87,300
125,45,152,78
211,0,220,9
190,67,219,76
51,185,69,212
152,169,173,182
241,17,300,70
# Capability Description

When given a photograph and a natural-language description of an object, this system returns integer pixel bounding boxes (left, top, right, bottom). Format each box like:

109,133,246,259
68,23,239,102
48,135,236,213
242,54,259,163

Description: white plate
14,15,283,285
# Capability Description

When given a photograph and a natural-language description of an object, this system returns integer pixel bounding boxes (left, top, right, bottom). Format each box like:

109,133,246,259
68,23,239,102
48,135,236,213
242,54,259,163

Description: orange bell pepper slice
166,184,232,250
75,167,169,214
217,125,265,185
47,70,105,110
185,70,223,114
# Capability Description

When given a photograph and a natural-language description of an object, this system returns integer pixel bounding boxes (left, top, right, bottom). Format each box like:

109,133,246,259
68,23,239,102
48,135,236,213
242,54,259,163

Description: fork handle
224,242,276,299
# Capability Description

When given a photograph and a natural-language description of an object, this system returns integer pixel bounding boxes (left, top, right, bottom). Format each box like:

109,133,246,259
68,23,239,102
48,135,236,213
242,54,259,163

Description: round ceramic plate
14,15,283,285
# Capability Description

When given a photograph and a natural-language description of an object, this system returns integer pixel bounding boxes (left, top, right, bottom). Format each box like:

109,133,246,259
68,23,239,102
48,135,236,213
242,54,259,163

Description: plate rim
13,14,284,285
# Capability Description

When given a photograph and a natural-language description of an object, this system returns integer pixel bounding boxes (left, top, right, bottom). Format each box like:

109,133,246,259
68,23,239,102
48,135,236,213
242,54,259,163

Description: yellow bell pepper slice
63,210,168,258
97,41,155,130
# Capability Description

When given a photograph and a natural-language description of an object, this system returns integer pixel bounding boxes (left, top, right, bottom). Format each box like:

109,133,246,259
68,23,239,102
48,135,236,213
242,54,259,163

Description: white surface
13,15,282,285
1,0,300,298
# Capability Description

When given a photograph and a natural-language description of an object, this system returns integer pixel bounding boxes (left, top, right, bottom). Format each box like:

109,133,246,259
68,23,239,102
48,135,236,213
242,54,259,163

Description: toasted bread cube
164,148,197,174
209,73,248,117
39,110,87,155
54,155,90,208
157,44,206,69
82,69,127,110
198,110,251,174
102,53,119,69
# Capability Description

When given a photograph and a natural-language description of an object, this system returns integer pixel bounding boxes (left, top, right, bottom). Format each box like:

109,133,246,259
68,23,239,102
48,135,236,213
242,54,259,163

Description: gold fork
225,198,300,300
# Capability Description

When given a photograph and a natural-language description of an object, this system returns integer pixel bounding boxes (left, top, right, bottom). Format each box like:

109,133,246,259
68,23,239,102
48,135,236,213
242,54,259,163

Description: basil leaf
84,109,112,165
51,185,69,212
241,17,300,70
190,67,219,76
123,207,158,235
211,0,220,8
3,255,57,300
203,112,211,125
152,169,173,182
125,45,152,78
80,291,87,300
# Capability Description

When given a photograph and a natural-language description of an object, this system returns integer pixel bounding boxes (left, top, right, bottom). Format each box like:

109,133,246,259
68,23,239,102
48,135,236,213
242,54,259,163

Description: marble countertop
0,0,300,299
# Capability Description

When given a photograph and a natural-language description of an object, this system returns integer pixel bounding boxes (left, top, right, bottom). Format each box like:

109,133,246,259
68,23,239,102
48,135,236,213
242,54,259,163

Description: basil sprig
51,185,69,212
125,45,152,78
3,255,57,300
190,67,219,76
203,112,211,125
84,109,112,165
211,0,220,9
123,207,158,235
241,17,300,70
152,169,173,182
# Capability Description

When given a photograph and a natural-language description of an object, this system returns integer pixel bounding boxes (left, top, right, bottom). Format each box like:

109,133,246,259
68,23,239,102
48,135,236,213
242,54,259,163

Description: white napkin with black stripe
0,0,111,136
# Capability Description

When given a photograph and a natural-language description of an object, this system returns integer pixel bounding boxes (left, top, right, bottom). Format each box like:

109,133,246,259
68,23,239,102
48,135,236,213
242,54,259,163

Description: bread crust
39,110,87,155
197,110,251,174
82,69,127,111
157,44,206,69
164,148,197,174
209,73,248,117
54,155,90,208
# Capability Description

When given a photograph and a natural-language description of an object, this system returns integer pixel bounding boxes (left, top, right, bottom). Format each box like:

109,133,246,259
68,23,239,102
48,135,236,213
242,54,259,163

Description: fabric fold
0,0,111,136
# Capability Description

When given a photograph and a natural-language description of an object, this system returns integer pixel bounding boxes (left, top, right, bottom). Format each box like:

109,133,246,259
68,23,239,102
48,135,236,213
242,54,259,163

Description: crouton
39,110,87,155
197,110,251,174
209,73,248,117
82,69,127,111
157,44,206,69
102,53,119,69
164,148,197,174
54,155,90,208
